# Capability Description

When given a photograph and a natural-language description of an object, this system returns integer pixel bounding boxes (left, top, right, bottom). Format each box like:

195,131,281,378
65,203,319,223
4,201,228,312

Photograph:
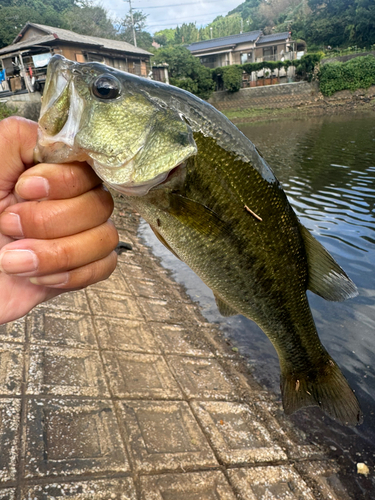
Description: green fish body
35,55,362,425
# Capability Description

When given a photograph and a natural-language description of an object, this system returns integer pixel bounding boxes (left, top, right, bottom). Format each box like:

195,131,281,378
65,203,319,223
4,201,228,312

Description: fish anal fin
214,293,238,317
150,225,181,260
168,193,226,238
299,223,358,301
280,358,363,426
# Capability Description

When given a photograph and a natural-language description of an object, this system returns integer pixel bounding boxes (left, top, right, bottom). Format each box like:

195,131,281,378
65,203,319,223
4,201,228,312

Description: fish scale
35,54,362,426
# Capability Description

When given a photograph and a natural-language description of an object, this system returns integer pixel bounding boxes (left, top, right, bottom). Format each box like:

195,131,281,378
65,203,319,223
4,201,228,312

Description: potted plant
264,70,271,85
271,73,279,84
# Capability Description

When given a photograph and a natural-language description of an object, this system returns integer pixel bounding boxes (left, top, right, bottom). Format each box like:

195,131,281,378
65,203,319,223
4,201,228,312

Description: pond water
138,111,375,494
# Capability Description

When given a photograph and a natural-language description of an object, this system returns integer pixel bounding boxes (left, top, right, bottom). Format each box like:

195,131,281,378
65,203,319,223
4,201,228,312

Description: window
200,55,217,69
240,52,252,64
263,46,277,61
75,53,85,63
86,53,104,63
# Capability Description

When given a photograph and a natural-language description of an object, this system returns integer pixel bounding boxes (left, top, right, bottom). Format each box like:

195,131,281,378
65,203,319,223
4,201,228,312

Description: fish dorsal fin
150,225,181,260
299,223,358,301
214,294,238,317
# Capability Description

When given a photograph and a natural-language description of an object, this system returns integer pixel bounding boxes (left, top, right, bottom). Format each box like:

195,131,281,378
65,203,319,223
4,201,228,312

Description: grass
0,102,17,120
222,106,309,123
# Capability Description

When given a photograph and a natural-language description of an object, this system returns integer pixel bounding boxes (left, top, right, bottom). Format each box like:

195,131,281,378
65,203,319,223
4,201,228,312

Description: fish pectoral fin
150,225,181,260
280,358,363,426
168,193,227,238
299,223,358,301
214,294,239,317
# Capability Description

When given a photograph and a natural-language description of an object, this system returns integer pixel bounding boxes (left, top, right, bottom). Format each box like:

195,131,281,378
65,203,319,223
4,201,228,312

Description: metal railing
256,52,295,62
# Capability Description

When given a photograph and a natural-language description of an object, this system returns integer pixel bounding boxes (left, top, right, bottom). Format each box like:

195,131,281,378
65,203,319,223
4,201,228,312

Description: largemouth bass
35,55,362,425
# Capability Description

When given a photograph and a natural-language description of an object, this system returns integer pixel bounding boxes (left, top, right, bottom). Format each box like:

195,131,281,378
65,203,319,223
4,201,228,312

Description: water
138,112,375,493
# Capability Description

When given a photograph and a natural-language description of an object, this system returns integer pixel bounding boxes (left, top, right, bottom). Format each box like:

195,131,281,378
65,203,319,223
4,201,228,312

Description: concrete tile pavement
0,198,352,499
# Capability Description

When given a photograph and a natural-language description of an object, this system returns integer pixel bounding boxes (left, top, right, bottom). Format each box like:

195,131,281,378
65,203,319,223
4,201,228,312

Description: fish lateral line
244,205,262,222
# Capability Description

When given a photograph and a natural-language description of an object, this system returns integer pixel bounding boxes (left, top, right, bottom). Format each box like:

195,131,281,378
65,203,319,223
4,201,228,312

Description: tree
354,0,375,45
153,46,215,100
153,28,175,46
0,6,46,47
62,1,116,39
117,10,153,50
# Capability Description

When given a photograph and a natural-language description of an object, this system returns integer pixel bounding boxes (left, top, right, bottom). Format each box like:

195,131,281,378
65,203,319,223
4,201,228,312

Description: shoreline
222,99,375,125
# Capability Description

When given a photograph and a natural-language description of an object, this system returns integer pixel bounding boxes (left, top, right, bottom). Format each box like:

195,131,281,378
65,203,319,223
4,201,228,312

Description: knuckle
93,252,118,284
105,221,120,250
29,203,56,237
62,165,80,191
58,242,73,270
94,186,114,213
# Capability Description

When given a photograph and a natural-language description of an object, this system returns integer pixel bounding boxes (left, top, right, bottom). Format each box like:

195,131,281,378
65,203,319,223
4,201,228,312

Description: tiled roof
0,22,152,57
187,30,262,52
256,32,290,44
0,35,55,56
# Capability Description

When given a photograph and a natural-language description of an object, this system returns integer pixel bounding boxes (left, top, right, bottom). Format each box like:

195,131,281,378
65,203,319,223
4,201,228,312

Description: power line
137,1,220,8
146,10,228,26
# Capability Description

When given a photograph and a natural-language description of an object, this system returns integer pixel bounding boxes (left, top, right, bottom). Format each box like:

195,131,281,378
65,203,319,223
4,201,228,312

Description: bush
152,46,215,100
0,102,16,120
319,55,375,96
221,65,243,93
295,53,323,81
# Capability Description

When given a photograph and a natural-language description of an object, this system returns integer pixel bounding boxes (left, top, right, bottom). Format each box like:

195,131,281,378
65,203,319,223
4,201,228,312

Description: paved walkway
0,196,353,499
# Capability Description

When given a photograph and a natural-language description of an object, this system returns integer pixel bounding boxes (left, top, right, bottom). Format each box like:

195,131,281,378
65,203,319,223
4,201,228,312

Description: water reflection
139,112,375,487
241,114,375,441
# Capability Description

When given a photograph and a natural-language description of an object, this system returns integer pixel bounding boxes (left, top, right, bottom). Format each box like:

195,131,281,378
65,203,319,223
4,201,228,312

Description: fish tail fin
280,359,363,426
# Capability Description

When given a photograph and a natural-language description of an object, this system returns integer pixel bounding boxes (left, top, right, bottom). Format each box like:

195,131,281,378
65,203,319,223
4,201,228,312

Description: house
187,31,306,69
0,22,153,94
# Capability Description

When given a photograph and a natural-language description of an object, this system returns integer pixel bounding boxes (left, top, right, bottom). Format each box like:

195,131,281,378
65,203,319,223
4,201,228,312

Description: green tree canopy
117,10,153,50
62,0,116,39
0,6,49,47
152,46,215,100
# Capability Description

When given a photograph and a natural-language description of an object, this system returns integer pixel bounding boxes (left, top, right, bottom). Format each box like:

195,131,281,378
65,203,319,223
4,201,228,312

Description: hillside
155,0,375,50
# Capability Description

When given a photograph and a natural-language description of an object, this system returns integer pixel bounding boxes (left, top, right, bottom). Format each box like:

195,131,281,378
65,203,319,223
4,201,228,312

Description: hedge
319,55,375,96
212,54,323,92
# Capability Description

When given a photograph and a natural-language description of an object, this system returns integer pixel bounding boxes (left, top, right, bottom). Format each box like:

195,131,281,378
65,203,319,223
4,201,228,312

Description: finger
29,251,118,289
0,185,114,239
0,117,37,206
0,220,119,276
15,161,103,201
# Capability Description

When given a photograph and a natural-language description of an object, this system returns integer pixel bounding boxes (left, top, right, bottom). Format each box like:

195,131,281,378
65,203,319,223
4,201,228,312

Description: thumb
0,117,38,197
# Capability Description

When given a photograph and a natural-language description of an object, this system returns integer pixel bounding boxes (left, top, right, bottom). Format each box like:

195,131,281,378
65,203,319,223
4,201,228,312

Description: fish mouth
34,56,88,164
91,160,186,196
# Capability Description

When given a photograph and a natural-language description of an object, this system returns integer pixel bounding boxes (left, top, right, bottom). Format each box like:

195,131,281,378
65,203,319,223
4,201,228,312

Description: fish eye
92,75,121,100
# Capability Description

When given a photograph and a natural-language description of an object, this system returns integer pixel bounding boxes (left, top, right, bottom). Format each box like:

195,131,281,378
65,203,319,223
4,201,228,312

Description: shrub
295,53,323,81
319,55,375,96
221,65,243,93
153,46,215,100
0,102,15,120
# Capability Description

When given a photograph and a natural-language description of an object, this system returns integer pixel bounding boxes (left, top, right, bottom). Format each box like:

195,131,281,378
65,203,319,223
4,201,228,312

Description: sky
101,0,241,35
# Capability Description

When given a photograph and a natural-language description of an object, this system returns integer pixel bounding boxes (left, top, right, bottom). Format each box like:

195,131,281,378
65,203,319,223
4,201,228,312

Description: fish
35,54,362,426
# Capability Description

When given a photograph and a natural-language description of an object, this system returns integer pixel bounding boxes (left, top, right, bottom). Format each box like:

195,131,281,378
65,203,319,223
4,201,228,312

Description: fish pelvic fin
150,224,182,261
299,224,358,301
280,358,363,426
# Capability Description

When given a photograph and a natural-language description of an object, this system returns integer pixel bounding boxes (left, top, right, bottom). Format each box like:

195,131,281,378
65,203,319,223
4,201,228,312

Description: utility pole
125,0,137,47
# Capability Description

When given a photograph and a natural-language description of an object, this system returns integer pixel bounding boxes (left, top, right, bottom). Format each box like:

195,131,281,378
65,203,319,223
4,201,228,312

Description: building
187,31,306,69
0,22,153,94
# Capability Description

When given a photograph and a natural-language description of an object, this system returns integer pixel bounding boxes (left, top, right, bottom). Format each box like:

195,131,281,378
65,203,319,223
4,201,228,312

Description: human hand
0,116,118,324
